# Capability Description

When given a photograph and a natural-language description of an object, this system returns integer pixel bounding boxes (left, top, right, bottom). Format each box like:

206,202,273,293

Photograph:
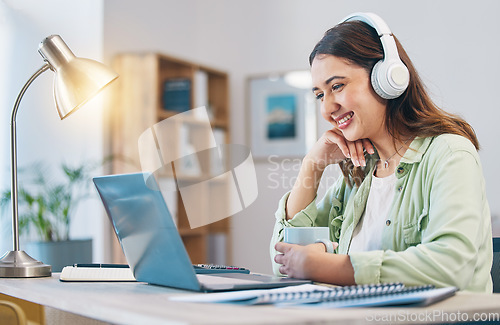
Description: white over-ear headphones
340,12,409,99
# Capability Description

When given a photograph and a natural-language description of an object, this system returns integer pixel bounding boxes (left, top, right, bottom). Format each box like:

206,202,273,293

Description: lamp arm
10,62,51,251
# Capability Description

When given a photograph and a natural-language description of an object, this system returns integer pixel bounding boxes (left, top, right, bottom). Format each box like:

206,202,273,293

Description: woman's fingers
325,129,375,164
274,242,294,273
354,140,366,166
275,242,293,254
274,253,284,265
346,141,360,166
311,129,375,168
362,138,375,155
323,129,350,158
344,139,366,167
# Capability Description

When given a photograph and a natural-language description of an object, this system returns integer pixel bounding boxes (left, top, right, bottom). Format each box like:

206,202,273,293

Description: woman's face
311,54,387,142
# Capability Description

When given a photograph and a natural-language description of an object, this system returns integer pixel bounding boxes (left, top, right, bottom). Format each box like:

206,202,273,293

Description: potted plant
1,161,101,272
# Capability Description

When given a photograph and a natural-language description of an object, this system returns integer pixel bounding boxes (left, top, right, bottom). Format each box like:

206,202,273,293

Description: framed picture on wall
248,71,317,159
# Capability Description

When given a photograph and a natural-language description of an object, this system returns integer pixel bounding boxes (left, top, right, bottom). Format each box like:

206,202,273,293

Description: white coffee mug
283,227,330,245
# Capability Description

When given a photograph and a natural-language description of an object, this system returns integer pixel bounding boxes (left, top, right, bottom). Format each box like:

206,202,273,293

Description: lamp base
0,250,51,278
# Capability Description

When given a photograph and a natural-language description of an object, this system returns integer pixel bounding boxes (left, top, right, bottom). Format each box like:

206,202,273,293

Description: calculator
193,264,250,274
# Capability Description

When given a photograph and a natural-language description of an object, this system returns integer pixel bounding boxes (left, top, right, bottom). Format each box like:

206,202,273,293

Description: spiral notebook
171,283,457,307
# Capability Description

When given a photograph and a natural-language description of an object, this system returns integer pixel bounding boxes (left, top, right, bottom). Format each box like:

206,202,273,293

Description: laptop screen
93,172,202,291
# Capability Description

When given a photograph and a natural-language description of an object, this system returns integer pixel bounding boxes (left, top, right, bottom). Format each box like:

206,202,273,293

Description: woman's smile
335,112,354,129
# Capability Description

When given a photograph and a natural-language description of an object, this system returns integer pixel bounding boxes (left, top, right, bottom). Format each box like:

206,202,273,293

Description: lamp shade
38,35,118,119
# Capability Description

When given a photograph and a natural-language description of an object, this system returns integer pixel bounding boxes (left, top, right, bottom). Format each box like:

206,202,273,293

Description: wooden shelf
178,227,208,237
109,52,231,265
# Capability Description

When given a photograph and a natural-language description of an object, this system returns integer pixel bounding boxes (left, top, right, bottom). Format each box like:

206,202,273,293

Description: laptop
92,172,310,292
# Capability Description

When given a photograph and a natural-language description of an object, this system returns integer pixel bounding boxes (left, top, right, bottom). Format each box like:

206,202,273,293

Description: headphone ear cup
371,60,409,99
370,60,389,99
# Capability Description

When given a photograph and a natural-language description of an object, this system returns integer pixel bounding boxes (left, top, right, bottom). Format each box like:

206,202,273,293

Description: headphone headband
341,12,392,36
339,12,409,99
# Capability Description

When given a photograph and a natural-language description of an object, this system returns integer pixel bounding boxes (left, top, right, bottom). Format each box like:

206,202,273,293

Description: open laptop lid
93,172,310,292
93,172,202,291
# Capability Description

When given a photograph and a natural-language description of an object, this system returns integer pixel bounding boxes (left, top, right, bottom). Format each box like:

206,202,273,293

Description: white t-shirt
348,171,397,253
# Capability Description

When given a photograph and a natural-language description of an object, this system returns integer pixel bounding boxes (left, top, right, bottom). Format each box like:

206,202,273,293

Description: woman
270,13,493,292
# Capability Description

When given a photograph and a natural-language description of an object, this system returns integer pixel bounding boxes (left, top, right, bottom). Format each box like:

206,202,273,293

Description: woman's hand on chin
304,128,374,170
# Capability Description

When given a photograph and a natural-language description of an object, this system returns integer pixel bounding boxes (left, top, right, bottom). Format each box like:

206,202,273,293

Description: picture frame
248,71,317,159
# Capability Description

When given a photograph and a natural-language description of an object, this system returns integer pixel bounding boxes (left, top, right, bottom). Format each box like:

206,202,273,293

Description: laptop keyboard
193,264,250,274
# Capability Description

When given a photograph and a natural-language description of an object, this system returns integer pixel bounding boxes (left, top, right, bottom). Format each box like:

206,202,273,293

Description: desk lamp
0,35,118,277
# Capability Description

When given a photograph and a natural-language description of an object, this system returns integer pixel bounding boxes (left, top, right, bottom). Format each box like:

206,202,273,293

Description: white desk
0,275,499,325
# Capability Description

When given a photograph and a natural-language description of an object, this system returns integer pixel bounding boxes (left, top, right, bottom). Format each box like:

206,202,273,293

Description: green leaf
1,157,120,241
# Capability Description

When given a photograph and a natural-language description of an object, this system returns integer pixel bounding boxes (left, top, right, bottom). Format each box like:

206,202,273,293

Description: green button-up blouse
270,134,493,292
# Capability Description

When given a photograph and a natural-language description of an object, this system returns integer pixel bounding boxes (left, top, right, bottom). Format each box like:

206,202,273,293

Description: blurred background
1,0,499,274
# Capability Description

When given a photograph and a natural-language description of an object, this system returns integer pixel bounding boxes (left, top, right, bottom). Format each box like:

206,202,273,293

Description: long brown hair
309,20,479,187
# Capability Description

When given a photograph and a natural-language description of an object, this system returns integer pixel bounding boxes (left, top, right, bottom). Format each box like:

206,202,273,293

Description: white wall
0,0,109,262
103,0,500,274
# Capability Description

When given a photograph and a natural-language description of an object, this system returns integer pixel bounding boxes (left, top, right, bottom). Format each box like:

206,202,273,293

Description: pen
73,263,129,268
